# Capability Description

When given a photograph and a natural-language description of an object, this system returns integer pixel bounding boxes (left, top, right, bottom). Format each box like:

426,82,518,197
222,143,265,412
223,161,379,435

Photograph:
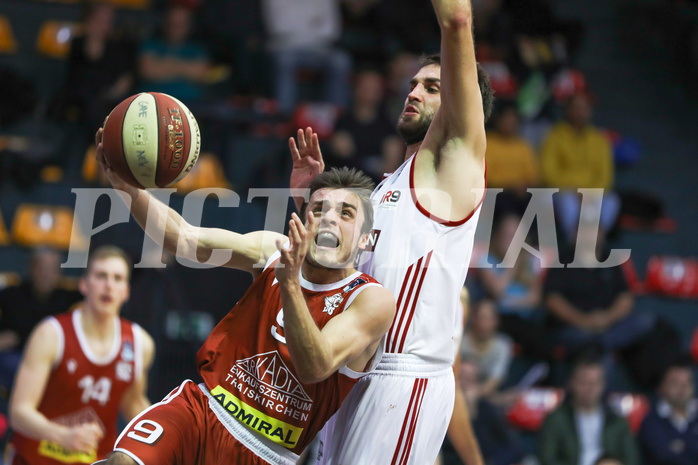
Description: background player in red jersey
92,144,396,464
7,246,155,465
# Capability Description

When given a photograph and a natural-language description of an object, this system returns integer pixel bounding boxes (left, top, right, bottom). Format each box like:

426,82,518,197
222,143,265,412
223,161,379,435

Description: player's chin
310,248,350,270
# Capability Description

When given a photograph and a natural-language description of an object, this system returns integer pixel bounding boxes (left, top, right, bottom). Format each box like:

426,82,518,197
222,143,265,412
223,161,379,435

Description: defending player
92,154,395,464
288,0,494,462
7,246,155,465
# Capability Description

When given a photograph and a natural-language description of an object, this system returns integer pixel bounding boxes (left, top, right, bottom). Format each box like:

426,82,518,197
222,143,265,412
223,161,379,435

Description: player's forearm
279,280,334,384
121,187,197,258
10,405,69,444
545,293,587,327
447,388,484,465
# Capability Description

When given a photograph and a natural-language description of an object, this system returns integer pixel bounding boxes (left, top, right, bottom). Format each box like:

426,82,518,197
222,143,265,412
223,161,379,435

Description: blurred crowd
0,0,697,464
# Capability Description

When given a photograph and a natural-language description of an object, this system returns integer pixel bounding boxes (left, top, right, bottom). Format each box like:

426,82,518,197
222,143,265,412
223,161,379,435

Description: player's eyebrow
341,202,357,212
410,77,441,86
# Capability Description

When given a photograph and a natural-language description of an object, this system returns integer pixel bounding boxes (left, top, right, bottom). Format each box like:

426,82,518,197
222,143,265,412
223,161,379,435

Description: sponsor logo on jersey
343,277,367,293
38,440,96,463
378,190,401,208
364,229,381,252
230,351,311,402
116,361,132,382
211,385,303,448
121,341,134,362
323,293,344,315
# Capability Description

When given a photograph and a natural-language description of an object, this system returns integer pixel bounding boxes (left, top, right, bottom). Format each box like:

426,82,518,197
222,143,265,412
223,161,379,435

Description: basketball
102,92,201,188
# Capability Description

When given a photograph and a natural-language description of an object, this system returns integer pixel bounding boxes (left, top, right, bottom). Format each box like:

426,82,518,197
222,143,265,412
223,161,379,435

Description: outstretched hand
289,127,324,191
275,212,317,284
94,128,137,194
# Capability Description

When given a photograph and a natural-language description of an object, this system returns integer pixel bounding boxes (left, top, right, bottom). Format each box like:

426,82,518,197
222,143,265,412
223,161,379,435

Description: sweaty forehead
90,257,128,277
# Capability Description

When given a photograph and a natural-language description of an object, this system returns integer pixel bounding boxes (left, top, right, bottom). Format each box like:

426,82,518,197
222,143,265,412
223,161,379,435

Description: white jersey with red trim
357,154,481,366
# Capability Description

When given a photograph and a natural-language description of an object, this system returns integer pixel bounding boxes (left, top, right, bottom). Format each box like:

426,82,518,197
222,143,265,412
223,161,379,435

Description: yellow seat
36,21,80,59
0,16,18,54
11,204,87,251
0,272,20,290
172,152,232,194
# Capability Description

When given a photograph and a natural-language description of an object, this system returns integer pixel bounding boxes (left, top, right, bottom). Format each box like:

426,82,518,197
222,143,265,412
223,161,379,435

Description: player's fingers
289,137,300,161
289,219,302,250
95,128,103,146
306,210,319,236
297,128,307,151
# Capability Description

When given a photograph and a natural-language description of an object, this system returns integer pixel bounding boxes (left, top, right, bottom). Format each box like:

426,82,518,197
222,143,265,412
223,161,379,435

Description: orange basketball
102,92,201,188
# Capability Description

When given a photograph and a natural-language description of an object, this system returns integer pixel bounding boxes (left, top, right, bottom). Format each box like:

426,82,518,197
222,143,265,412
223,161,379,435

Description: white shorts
315,354,455,465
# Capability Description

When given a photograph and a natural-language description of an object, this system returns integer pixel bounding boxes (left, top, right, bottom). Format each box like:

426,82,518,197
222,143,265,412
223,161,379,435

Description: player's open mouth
404,105,419,116
315,231,340,249
100,295,113,304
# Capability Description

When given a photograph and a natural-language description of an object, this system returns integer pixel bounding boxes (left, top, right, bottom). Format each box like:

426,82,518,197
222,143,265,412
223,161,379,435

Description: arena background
0,0,696,463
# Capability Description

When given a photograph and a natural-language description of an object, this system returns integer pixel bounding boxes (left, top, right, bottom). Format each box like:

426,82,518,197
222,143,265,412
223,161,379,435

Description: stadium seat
10,204,86,250
0,272,20,290
172,152,232,194
607,392,649,433
36,21,80,59
506,387,565,431
0,16,18,54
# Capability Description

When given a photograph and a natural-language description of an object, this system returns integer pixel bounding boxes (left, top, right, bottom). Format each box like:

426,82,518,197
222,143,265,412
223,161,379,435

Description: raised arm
414,0,487,222
96,129,283,275
10,320,104,455
275,213,395,384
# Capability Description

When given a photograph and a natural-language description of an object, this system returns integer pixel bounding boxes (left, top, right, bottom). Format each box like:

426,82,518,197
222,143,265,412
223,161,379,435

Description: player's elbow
439,10,472,32
296,363,332,385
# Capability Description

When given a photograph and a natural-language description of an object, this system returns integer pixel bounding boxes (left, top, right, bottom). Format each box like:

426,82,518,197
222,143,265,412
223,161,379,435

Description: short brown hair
418,53,494,123
301,168,375,235
85,245,132,281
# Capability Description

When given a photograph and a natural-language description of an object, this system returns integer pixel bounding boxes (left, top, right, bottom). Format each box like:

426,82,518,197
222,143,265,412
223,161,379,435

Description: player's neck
404,141,423,161
80,307,117,340
301,262,357,285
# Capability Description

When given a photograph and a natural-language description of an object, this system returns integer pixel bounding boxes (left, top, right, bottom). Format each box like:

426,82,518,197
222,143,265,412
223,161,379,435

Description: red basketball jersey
197,261,383,455
11,310,142,465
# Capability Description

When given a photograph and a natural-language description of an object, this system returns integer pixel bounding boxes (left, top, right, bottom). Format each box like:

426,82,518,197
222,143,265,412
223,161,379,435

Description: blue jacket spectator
638,362,698,465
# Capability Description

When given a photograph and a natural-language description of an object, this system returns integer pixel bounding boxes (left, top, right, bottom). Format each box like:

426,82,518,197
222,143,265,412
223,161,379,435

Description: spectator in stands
537,357,640,465
441,356,524,465
638,360,698,465
138,2,211,103
261,0,352,115
52,2,135,143
541,92,620,243
460,299,513,398
0,248,82,390
486,101,539,216
543,224,654,376
479,213,552,359
329,68,403,181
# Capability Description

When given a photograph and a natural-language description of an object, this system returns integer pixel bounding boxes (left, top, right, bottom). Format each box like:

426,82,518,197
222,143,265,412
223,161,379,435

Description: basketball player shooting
288,0,494,463
93,144,396,464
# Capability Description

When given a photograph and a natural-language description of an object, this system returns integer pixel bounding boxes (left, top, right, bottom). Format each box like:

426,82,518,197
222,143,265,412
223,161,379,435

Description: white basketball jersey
357,154,481,366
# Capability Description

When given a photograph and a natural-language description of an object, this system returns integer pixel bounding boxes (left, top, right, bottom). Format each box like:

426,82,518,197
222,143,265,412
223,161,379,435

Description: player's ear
357,232,370,251
78,276,88,297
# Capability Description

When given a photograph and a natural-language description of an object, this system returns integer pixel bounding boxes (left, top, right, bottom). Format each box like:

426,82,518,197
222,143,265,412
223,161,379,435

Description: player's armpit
321,286,396,377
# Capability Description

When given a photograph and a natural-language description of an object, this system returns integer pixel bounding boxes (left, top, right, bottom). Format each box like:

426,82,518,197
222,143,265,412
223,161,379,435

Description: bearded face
396,64,441,145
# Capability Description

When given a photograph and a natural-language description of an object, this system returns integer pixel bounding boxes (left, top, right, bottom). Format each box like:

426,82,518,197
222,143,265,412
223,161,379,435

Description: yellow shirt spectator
486,132,539,189
540,121,614,190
